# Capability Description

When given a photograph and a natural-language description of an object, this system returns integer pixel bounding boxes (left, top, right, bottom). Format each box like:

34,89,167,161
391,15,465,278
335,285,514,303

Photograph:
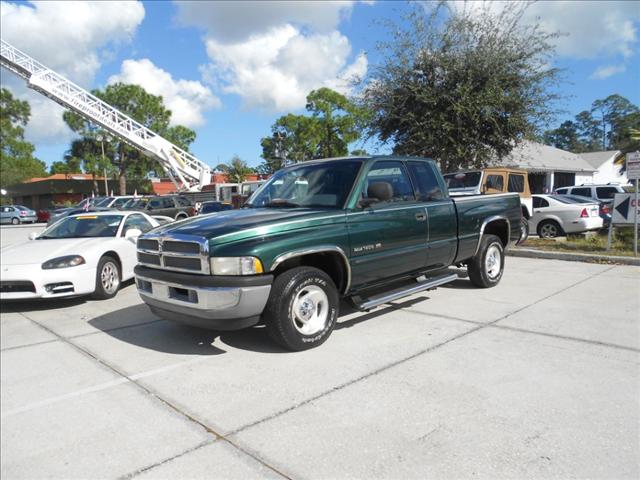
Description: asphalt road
1,255,639,479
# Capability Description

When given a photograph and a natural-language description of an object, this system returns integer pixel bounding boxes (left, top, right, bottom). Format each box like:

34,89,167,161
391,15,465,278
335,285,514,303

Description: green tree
216,155,253,183
350,149,369,156
358,2,562,172
543,121,586,152
0,88,46,188
63,83,196,194
591,94,639,150
259,88,366,172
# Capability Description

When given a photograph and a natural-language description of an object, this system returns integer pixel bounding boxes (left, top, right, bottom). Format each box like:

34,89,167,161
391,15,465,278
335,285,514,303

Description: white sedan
0,211,159,300
530,194,603,238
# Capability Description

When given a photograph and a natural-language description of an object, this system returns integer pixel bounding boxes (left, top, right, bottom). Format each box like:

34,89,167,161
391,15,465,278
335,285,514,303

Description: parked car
553,184,626,205
0,205,37,224
530,194,603,238
443,167,532,241
134,155,525,351
556,194,611,228
47,207,112,226
93,195,136,209
198,201,233,215
36,210,51,223
0,211,159,300
125,195,195,220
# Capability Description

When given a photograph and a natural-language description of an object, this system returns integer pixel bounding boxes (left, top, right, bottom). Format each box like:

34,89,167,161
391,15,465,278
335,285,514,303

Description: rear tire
263,266,339,351
11,217,19,225
468,234,504,288
92,255,121,300
537,220,562,239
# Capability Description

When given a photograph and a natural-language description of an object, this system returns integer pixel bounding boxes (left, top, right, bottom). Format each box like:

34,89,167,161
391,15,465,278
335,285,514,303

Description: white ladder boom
0,39,211,192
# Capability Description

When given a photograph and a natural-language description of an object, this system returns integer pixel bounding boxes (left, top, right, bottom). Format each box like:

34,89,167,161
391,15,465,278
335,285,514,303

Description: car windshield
94,197,114,207
245,160,363,209
444,172,481,189
38,214,123,239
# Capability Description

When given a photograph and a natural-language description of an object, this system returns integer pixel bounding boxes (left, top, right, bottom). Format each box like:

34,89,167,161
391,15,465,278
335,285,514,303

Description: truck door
347,160,429,286
406,161,457,269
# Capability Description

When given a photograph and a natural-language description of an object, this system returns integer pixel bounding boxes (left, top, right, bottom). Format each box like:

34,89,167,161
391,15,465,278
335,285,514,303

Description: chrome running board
353,272,459,311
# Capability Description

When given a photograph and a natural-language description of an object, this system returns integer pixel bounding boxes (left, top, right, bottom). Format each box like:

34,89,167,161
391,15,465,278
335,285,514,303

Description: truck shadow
86,295,432,355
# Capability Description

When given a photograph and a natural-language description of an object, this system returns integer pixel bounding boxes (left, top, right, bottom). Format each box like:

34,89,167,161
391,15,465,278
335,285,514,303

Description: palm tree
216,155,253,183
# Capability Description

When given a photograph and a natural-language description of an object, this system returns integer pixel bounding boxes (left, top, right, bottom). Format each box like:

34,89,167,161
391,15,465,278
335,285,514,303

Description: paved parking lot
1,254,639,479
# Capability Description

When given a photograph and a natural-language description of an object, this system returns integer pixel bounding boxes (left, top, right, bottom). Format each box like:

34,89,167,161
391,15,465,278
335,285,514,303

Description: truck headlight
42,255,86,269
210,256,264,275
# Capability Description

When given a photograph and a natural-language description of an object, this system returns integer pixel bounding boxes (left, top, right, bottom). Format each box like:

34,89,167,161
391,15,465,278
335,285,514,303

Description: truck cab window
407,161,443,201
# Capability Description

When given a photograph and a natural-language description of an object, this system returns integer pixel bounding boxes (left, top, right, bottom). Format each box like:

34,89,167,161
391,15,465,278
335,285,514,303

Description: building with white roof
580,150,629,185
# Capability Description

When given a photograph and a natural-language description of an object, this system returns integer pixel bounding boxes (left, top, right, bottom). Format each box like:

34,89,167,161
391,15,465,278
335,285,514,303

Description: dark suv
126,195,195,220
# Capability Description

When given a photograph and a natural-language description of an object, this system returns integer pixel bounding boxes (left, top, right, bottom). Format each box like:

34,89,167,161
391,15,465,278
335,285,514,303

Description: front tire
92,255,121,300
263,266,339,351
468,234,504,288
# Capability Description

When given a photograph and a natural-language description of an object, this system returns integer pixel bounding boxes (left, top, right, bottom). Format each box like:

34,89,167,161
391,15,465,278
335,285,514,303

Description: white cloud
0,1,145,143
590,64,627,80
450,1,640,60
108,59,221,128
176,0,355,43
180,1,369,111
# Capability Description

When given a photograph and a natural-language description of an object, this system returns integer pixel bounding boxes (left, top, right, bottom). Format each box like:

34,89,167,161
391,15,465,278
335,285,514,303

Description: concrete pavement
1,257,639,479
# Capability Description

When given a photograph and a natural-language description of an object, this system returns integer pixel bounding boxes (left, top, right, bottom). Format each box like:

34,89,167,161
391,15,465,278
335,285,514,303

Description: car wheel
263,266,339,351
520,217,529,243
537,220,562,239
11,217,19,225
92,255,121,300
468,234,504,288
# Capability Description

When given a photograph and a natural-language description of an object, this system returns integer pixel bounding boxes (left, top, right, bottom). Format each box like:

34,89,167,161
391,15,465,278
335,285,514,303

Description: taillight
580,208,589,218
188,207,195,216
601,205,610,215
19,210,27,216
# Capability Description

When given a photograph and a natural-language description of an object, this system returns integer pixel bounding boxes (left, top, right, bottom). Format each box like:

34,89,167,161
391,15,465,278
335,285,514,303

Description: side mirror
124,228,142,241
28,232,38,240
358,198,380,208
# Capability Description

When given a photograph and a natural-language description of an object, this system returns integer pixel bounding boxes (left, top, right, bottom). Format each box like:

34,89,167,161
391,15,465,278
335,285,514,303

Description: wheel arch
101,250,122,276
474,216,510,255
270,247,351,295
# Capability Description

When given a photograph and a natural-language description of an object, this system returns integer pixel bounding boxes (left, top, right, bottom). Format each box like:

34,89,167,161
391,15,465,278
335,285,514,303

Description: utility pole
96,133,111,195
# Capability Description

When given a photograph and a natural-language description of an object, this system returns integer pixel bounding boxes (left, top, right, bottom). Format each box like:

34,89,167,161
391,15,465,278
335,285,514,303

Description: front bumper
0,263,96,300
134,265,273,330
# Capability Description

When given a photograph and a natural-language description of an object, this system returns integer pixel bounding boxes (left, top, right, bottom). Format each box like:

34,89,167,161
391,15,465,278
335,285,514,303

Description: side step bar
352,272,459,311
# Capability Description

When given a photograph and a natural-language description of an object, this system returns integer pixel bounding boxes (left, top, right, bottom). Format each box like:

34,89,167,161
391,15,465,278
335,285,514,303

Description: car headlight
42,255,86,269
210,256,264,275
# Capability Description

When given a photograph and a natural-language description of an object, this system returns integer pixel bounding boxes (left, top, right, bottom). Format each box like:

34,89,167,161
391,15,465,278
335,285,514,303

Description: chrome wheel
485,244,502,280
291,285,329,335
100,261,120,295
539,222,559,238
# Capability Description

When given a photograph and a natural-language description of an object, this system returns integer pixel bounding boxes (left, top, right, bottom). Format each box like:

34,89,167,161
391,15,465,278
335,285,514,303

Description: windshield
94,197,114,207
39,214,123,239
246,160,363,209
444,172,481,189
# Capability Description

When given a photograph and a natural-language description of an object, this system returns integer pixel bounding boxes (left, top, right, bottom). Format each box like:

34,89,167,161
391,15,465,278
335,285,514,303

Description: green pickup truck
134,156,524,350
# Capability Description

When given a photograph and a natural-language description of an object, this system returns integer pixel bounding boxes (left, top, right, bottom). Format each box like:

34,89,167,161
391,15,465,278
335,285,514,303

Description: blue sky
1,1,639,171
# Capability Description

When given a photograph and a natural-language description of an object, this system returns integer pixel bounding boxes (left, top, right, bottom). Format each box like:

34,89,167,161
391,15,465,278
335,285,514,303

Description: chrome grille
136,233,210,274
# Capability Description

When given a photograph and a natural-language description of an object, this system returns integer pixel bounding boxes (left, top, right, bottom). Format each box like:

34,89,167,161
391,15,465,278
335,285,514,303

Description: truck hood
0,237,106,265
150,207,341,243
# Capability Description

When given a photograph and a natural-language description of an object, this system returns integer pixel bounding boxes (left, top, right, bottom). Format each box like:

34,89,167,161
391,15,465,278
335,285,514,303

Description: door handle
415,212,426,221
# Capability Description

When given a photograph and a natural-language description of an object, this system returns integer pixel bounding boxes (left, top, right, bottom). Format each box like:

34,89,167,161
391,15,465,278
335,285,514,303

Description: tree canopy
216,155,253,183
358,2,562,172
62,83,197,194
0,88,46,188
259,87,366,173
544,95,639,153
